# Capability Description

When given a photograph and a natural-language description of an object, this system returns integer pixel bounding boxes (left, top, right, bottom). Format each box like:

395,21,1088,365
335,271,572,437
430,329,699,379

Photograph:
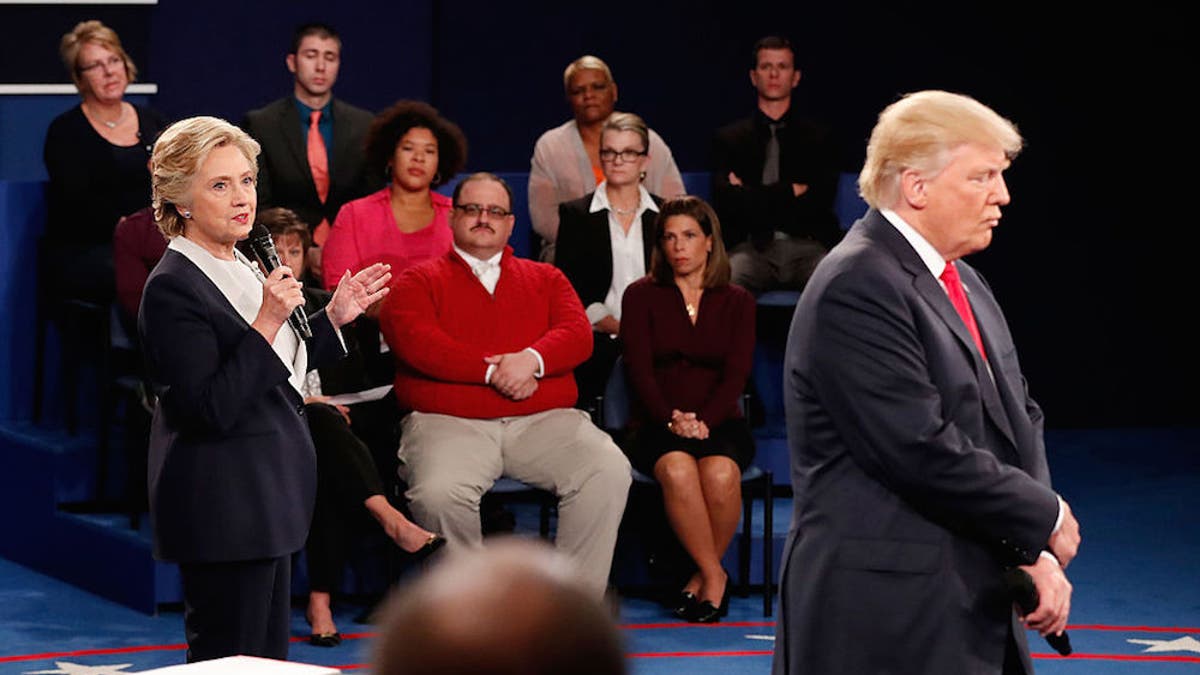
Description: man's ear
899,169,928,209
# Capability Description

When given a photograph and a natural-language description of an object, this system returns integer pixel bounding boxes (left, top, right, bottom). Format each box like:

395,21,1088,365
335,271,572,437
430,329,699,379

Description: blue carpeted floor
1,427,1197,674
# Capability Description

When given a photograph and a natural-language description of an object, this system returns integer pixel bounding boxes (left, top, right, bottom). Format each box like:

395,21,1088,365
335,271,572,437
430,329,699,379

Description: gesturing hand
252,266,304,341
328,263,392,329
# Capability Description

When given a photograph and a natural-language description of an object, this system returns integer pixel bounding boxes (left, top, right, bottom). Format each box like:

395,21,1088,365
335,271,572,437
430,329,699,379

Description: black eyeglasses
455,203,513,218
78,55,124,74
599,149,648,163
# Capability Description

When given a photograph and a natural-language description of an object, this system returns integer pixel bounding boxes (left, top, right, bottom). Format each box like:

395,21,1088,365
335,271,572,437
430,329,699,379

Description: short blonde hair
602,111,649,151
858,90,1023,210
151,117,260,238
59,20,138,94
563,55,614,91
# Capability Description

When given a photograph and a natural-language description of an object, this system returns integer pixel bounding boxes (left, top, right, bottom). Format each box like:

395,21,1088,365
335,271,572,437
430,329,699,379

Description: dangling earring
433,172,442,185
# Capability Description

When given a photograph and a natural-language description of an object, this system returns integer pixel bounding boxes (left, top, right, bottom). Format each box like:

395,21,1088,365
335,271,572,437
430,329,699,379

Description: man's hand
791,182,809,197
1048,499,1081,568
1019,555,1072,638
485,351,539,401
728,171,743,187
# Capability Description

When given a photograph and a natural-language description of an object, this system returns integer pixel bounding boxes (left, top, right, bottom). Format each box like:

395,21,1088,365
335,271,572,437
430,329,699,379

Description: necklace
86,103,125,129
686,303,698,319
611,206,636,217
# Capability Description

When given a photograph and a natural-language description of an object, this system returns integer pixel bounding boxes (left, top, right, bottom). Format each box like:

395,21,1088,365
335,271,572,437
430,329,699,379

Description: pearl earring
182,210,192,218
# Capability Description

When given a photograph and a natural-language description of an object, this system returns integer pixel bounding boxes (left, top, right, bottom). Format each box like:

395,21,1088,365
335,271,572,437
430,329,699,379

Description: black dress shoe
672,590,699,620
309,631,342,647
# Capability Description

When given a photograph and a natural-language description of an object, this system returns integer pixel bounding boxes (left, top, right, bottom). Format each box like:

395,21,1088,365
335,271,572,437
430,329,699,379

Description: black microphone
1003,567,1073,656
248,224,312,340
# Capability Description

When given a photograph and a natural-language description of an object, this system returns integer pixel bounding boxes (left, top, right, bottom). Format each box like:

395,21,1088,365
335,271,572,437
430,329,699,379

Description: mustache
470,223,495,232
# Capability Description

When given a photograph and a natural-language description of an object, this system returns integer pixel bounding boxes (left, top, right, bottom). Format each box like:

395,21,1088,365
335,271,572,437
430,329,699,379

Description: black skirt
624,416,755,477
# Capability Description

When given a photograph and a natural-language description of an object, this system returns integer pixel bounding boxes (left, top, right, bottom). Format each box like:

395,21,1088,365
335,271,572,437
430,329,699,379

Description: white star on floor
23,662,134,675
1127,636,1200,653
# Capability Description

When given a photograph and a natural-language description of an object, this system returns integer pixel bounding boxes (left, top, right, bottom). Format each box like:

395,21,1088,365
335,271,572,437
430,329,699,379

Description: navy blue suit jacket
773,209,1060,675
139,248,345,563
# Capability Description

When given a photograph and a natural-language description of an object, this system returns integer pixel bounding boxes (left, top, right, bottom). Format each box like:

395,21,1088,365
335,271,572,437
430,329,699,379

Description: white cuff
1051,495,1065,535
585,302,610,326
525,347,545,378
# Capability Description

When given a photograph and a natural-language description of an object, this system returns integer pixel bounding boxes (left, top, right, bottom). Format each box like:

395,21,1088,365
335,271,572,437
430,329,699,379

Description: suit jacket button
297,405,305,415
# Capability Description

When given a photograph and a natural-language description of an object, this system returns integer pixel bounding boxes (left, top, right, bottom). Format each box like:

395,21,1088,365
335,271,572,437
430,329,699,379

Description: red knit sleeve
380,264,491,384
527,265,593,375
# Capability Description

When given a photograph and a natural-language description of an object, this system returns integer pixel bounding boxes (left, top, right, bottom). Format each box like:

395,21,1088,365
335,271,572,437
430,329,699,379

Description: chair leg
738,487,752,597
763,471,774,617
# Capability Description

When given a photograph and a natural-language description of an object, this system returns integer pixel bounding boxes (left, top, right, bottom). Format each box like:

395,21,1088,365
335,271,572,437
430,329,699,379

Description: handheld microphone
1003,567,1073,656
248,224,312,340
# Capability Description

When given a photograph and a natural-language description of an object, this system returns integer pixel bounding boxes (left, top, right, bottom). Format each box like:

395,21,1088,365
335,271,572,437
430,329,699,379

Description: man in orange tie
244,23,379,280
772,91,1081,675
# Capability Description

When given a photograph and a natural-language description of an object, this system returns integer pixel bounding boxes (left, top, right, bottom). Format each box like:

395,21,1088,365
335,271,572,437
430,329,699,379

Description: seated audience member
619,196,756,623
373,539,627,675
257,207,443,648
321,100,467,290
555,112,663,409
711,36,841,295
44,20,166,302
529,55,685,261
113,205,168,334
243,22,380,280
380,173,632,599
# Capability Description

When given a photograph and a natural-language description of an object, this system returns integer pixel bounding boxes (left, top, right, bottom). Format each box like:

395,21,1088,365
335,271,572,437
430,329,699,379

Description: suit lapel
864,213,1020,452
328,99,352,195
277,101,311,190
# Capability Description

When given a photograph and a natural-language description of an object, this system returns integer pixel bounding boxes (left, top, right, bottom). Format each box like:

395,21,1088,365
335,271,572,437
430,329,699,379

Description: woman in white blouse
138,116,390,662
554,112,664,408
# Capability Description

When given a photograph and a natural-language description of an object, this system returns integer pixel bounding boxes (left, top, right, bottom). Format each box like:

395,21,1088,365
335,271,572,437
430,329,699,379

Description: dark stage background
3,1,1193,428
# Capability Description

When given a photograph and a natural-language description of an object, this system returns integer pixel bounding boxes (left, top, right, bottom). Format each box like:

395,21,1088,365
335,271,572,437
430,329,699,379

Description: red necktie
940,261,987,361
307,110,331,245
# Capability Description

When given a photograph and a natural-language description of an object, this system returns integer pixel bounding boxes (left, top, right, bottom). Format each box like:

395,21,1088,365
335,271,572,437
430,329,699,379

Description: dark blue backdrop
1,1,1193,427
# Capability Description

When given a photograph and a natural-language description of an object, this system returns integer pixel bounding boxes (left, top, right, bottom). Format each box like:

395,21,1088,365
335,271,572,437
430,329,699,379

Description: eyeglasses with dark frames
599,148,648,163
455,204,513,219
78,55,124,74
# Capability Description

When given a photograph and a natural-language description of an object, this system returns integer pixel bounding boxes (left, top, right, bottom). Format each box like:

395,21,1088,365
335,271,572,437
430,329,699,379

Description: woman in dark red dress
619,196,756,623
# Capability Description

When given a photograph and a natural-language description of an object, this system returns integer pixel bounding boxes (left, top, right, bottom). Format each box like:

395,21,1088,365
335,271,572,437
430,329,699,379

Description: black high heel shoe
672,590,700,620
411,533,446,563
686,574,731,624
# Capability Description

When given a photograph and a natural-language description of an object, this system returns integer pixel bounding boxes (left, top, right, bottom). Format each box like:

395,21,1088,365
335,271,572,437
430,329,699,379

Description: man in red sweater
380,173,631,597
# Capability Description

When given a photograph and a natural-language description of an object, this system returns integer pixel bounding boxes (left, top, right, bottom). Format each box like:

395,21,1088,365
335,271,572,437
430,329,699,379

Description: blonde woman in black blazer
554,112,664,407
140,117,390,662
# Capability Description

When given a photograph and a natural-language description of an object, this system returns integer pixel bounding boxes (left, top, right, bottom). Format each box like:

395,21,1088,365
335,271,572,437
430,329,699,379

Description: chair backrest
600,355,631,431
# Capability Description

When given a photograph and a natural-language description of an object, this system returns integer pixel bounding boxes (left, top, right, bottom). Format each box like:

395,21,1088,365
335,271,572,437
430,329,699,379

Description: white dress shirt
586,182,658,325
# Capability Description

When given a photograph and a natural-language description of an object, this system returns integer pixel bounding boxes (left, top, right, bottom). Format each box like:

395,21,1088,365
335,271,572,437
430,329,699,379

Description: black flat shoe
309,631,342,647
672,590,699,620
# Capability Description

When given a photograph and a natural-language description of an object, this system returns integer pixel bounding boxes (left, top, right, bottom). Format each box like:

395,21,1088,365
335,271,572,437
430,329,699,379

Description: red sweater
381,248,592,418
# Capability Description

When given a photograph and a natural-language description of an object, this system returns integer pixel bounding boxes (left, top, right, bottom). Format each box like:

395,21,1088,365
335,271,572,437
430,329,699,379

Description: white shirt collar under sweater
453,245,503,294
168,236,307,395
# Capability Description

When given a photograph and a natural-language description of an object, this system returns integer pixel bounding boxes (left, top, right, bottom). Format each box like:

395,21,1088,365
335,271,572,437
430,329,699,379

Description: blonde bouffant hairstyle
59,20,138,94
150,116,260,238
858,90,1022,210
